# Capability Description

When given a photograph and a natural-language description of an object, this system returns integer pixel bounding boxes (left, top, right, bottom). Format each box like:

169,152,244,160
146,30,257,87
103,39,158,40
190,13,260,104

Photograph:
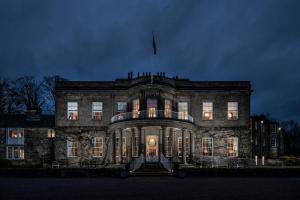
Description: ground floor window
227,137,238,157
67,140,78,157
6,146,24,160
202,137,213,156
122,137,127,157
92,137,103,157
178,137,182,158
132,136,139,157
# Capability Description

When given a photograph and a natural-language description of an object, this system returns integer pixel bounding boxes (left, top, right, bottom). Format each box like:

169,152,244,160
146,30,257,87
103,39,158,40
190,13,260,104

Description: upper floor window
132,99,140,118
47,129,55,138
164,100,172,118
6,146,24,160
92,102,103,120
92,137,103,157
228,102,238,120
202,137,213,156
117,102,127,113
178,102,188,120
227,137,238,157
67,102,78,120
202,102,213,120
147,99,157,118
67,140,78,157
7,128,24,145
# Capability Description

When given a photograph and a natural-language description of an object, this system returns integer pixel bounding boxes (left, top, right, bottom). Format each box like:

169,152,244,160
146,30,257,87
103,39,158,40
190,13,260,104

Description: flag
152,32,157,55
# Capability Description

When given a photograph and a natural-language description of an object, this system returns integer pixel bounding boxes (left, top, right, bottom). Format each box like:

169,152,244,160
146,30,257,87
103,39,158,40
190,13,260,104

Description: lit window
132,99,140,118
132,136,139,157
67,102,78,120
202,137,213,156
67,140,78,157
92,102,103,120
202,102,213,120
92,137,103,157
228,102,238,120
178,102,188,120
164,100,172,118
227,137,238,157
7,128,24,145
6,146,24,160
47,129,55,138
178,137,182,157
122,137,126,157
147,99,157,118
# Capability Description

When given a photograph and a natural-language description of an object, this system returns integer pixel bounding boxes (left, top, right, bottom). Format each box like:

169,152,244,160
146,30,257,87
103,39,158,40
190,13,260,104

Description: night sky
0,1,300,121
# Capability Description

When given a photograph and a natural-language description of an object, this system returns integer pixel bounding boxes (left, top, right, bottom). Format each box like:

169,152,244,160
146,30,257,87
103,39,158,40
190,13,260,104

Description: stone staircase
130,163,172,176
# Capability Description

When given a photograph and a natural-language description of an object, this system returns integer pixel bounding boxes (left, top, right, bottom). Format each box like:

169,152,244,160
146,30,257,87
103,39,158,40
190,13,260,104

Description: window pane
228,102,238,120
203,102,213,120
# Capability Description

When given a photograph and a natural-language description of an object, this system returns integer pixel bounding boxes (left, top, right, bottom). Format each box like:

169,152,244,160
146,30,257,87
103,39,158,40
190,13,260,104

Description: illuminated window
228,102,238,120
147,99,157,118
164,100,172,118
67,102,78,120
47,129,55,138
132,136,139,157
202,102,213,120
166,135,172,157
227,137,238,157
202,137,213,156
6,146,24,160
92,137,103,157
178,102,188,120
178,137,182,157
67,140,78,157
7,128,24,145
122,137,126,157
92,102,103,120
132,99,140,118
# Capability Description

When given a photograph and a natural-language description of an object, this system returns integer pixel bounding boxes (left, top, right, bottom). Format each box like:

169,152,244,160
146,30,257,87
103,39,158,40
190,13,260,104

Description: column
119,128,123,164
131,128,135,158
161,126,167,156
189,130,193,163
138,126,142,157
182,128,186,164
113,130,116,164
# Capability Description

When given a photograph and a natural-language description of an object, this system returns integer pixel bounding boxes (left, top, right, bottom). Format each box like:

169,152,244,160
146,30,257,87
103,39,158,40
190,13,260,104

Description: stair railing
129,154,144,172
160,153,173,172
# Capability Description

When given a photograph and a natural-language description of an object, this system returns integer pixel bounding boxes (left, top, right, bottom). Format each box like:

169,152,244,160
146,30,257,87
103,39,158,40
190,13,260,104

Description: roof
0,114,55,128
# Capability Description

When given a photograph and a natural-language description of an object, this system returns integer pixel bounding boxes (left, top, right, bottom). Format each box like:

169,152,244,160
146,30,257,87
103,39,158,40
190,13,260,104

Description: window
185,137,189,158
132,136,139,157
147,99,157,118
178,137,182,157
7,128,24,145
117,102,127,113
92,137,103,157
178,102,188,120
132,99,140,118
67,140,78,157
92,102,103,120
227,137,238,157
47,129,55,138
166,135,172,157
164,100,172,118
228,102,238,120
67,102,78,120
202,137,213,156
202,102,213,120
115,137,120,157
6,146,24,160
122,137,126,157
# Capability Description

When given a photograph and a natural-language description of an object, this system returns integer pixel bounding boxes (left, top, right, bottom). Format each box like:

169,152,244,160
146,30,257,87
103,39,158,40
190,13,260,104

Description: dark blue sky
0,0,300,121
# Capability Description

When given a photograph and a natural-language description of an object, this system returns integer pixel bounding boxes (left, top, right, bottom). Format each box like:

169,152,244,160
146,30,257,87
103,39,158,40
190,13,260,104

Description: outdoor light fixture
260,120,264,124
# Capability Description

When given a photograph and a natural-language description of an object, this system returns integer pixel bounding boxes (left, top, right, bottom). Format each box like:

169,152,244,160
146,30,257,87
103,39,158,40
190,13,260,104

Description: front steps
130,163,172,176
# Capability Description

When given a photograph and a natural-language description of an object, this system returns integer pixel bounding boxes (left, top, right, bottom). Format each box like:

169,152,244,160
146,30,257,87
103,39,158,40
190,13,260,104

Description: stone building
54,73,252,168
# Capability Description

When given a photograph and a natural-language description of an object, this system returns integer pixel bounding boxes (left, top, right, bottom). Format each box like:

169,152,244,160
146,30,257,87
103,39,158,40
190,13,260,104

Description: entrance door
146,135,159,162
